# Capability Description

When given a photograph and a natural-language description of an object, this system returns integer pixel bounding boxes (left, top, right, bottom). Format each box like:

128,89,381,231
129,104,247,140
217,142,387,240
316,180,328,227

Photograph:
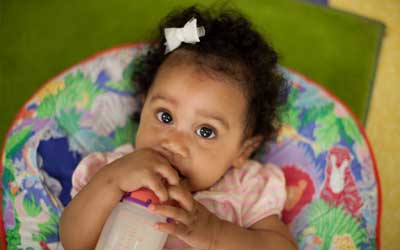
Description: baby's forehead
160,49,250,91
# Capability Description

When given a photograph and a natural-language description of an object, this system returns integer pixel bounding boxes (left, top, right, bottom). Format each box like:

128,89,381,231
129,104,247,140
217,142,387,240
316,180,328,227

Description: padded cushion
0,43,380,250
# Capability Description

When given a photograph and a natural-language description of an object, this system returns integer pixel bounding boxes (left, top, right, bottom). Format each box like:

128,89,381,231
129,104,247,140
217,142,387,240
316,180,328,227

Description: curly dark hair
132,5,288,145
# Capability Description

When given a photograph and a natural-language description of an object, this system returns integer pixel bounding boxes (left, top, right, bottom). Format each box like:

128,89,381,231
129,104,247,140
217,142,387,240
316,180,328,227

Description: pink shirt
71,144,287,249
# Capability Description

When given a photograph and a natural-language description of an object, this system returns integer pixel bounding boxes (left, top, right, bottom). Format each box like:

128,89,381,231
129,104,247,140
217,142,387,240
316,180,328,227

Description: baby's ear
232,135,263,168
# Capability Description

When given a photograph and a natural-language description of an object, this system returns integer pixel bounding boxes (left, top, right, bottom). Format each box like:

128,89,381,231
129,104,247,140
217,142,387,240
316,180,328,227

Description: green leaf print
281,88,301,129
304,199,368,249
302,103,334,126
2,158,16,184
58,71,102,111
32,210,59,242
56,108,81,135
337,118,353,146
288,86,299,104
5,126,32,159
123,59,137,81
113,121,138,146
105,79,134,92
341,117,363,144
281,108,301,130
314,112,340,154
71,130,116,152
64,70,84,88
22,194,42,217
37,94,57,118
6,222,21,250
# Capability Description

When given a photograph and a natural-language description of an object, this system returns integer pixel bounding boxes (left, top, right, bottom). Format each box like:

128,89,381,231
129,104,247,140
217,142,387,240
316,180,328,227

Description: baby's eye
156,111,173,124
196,126,216,139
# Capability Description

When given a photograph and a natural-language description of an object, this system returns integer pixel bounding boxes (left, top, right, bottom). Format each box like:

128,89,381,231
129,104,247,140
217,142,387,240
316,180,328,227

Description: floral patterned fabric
0,43,380,250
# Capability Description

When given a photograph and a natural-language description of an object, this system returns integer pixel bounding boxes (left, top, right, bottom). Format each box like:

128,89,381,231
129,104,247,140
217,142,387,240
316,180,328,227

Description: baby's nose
160,131,189,159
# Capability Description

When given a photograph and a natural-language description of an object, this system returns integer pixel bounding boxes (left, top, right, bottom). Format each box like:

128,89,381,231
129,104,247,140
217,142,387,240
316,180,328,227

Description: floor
330,0,400,249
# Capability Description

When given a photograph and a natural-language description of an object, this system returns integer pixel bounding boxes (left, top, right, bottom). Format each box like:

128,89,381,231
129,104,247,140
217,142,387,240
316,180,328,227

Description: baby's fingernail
148,204,156,211
167,218,175,224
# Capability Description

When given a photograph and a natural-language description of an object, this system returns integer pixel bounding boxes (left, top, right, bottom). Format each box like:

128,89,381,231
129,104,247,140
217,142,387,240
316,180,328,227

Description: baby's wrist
98,164,125,197
208,216,223,250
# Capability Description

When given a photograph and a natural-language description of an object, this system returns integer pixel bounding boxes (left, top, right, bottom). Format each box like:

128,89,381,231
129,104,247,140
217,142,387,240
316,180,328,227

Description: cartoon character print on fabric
282,166,315,224
320,146,363,216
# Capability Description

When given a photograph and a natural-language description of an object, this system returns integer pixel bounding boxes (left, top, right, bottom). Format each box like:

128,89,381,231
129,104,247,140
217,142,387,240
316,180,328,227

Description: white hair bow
164,17,205,54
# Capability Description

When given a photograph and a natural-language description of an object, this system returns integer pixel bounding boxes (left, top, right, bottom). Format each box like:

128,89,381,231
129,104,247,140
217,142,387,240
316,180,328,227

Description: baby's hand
108,148,180,202
148,185,222,250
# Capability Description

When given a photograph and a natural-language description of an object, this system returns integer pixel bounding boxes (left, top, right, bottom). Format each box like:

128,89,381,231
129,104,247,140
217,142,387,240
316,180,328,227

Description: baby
59,5,297,250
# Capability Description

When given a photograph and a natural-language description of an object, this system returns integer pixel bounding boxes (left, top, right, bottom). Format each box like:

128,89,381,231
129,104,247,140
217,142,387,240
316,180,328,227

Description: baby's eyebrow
149,93,177,105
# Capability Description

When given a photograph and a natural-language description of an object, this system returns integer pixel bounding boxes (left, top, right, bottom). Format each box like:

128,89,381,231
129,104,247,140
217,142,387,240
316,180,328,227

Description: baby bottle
95,188,168,250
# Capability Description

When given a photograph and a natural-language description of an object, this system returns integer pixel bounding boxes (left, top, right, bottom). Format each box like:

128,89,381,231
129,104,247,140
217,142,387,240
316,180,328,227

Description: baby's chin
182,178,218,193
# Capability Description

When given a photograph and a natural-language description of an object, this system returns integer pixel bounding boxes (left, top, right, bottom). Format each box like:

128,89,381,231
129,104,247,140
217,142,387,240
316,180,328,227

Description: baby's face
135,58,252,192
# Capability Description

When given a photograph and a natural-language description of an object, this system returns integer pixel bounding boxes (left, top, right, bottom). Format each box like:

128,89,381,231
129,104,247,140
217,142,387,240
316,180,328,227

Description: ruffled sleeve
194,160,286,228
70,144,134,197
239,161,287,227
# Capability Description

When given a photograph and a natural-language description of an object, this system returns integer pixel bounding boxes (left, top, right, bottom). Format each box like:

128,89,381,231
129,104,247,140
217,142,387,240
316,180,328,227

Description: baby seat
0,43,380,250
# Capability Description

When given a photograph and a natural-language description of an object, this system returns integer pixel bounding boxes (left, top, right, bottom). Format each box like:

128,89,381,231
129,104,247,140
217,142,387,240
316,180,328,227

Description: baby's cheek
186,173,207,192
188,168,221,191
135,125,159,148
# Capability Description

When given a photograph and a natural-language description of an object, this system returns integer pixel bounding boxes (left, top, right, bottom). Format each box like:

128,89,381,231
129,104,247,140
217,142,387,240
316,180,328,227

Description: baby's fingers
168,185,194,212
153,221,189,239
148,204,192,225
154,164,180,186
143,174,169,203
